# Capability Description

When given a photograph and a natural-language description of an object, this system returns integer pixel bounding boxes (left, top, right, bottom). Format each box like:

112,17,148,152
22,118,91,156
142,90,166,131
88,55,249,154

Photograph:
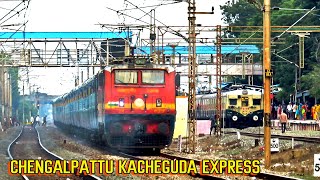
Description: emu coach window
142,70,165,84
115,70,138,84
229,99,237,105
253,99,261,105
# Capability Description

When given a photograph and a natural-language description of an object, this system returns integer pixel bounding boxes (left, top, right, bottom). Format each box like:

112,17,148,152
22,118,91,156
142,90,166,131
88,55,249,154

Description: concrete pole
106,39,109,66
263,0,272,169
23,81,25,124
8,74,12,117
1,59,4,120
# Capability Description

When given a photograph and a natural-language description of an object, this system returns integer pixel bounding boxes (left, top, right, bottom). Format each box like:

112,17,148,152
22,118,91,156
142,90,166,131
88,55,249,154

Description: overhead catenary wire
0,7,27,27
117,1,179,11
0,0,25,24
123,0,189,42
0,6,18,12
106,6,149,25
273,6,316,41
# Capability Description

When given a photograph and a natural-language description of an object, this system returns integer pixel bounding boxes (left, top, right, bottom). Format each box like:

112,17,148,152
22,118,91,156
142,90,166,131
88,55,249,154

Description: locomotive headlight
158,123,169,134
134,98,145,107
119,98,124,107
156,98,162,107
253,115,259,121
232,116,238,121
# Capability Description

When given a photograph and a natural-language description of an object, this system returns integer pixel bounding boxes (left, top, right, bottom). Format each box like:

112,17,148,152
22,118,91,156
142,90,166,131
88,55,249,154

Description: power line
106,6,149,25
0,0,24,23
117,1,179,11
273,6,316,41
123,0,189,42
0,7,27,26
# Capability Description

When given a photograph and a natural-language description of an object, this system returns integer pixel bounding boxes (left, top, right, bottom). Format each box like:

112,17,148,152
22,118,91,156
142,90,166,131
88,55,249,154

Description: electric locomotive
52,57,176,152
196,85,264,129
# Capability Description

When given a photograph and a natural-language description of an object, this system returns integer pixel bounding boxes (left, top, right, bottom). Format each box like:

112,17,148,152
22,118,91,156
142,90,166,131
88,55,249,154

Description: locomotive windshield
142,70,165,84
115,70,138,84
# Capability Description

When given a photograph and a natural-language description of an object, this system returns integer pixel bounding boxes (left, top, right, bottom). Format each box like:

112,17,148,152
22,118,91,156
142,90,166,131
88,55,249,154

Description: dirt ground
3,123,318,180
0,126,23,180
164,133,320,180
37,125,200,180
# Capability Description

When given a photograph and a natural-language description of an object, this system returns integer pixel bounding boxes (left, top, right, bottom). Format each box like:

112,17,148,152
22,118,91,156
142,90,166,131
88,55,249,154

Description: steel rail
7,125,102,180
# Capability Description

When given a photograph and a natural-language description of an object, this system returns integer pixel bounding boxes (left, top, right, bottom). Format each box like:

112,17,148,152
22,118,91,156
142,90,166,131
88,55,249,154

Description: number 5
315,164,320,172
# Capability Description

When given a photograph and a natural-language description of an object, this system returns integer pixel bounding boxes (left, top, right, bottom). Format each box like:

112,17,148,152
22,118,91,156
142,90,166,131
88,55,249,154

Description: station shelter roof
0,32,132,39
135,45,260,55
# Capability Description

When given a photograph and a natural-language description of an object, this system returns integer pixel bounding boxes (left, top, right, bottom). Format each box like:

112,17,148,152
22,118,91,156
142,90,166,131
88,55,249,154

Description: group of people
275,102,320,133
0,116,20,132
272,102,320,121
30,115,47,127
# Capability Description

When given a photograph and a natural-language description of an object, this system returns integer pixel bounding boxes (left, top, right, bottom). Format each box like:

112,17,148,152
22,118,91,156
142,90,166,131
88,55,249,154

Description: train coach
52,57,176,152
196,86,264,129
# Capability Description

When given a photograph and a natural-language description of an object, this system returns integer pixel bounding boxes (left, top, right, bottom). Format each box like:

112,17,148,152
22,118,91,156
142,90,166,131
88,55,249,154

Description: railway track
117,151,225,180
224,131,320,143
7,125,101,180
159,153,303,180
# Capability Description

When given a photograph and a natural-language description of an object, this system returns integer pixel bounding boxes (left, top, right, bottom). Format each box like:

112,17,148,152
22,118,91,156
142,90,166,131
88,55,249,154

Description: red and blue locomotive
52,57,176,152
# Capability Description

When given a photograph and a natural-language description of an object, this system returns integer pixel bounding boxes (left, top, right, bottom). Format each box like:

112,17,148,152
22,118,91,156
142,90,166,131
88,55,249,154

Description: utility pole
1,58,4,120
216,25,222,136
169,43,178,65
186,0,214,153
7,74,11,118
293,32,309,69
150,9,156,57
263,0,272,169
187,0,197,153
23,81,25,124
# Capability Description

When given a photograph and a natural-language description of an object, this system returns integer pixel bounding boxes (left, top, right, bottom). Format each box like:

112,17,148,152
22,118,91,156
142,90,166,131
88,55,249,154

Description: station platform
271,120,320,131
173,97,320,138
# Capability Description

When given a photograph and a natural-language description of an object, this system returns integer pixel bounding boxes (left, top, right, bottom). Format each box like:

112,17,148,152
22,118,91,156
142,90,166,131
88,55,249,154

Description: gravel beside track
10,125,84,180
0,126,22,180
37,124,199,180
34,123,320,179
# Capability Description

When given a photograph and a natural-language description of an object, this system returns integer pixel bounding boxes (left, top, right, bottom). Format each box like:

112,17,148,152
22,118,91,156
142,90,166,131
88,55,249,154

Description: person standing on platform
316,104,320,120
302,103,308,120
316,104,320,129
287,102,293,119
296,103,302,120
292,103,297,120
209,114,217,136
279,111,288,133
42,115,47,127
30,116,34,124
277,105,282,119
312,105,316,120
35,115,40,126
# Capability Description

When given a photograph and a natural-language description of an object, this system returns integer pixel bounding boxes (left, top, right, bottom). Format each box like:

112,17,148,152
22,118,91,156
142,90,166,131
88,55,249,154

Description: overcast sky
0,0,228,95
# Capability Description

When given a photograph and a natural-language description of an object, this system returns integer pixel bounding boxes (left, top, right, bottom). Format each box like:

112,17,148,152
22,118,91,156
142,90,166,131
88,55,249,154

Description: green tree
301,65,320,100
9,67,20,118
17,98,38,124
220,0,320,102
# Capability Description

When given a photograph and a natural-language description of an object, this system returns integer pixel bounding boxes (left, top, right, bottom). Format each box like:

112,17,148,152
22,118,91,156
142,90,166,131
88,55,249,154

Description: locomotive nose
134,123,146,135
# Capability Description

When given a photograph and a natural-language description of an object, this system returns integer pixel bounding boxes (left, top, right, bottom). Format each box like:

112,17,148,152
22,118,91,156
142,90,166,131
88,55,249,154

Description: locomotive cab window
253,99,261,105
115,70,138,84
142,70,165,84
241,97,248,106
229,99,237,105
